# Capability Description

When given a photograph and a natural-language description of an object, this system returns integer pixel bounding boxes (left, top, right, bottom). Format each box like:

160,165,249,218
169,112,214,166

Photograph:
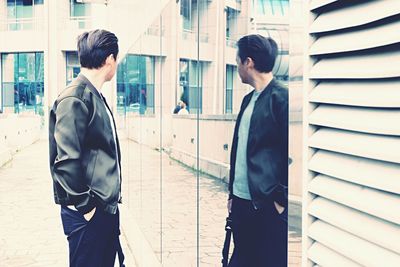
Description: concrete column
44,0,58,132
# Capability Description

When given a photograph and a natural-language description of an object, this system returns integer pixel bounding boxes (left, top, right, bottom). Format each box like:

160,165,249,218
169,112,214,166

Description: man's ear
246,57,254,68
106,54,114,64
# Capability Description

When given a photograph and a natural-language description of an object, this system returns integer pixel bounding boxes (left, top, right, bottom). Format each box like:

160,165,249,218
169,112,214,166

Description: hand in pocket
83,207,96,221
274,201,285,214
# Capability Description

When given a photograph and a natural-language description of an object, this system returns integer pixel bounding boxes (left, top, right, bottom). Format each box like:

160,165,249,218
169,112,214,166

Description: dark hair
237,34,278,73
77,29,119,69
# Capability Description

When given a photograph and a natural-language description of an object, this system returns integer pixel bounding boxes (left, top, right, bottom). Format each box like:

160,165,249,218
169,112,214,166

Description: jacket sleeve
272,88,289,208
52,96,96,214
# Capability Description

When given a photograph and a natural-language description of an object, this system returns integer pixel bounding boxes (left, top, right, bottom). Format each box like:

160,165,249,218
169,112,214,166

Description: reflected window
6,0,43,31
226,7,238,47
117,55,155,115
179,59,203,114
70,0,91,29
66,52,80,85
180,0,192,30
226,65,236,114
1,52,44,115
181,0,209,43
253,0,289,17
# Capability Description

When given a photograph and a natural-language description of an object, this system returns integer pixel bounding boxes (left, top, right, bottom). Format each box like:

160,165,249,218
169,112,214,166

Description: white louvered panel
308,220,400,267
309,0,400,33
305,1,400,266
309,197,400,253
309,105,400,136
309,80,400,107
309,128,400,164
310,19,400,55
309,48,400,79
308,242,362,267
309,150,400,194
309,175,400,225
309,0,337,11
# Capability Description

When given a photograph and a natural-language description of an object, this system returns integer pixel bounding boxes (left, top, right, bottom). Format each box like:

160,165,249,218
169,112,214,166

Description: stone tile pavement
0,137,301,267
0,140,136,267
119,139,302,267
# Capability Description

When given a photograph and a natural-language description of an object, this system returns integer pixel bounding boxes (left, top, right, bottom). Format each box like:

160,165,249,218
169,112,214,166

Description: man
227,34,288,267
49,29,125,267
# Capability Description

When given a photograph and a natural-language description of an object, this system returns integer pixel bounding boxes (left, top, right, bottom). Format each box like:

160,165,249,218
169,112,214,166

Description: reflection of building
0,0,290,117
117,0,291,191
0,0,293,195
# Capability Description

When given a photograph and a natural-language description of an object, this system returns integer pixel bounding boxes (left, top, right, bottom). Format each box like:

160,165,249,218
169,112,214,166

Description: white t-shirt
100,94,121,196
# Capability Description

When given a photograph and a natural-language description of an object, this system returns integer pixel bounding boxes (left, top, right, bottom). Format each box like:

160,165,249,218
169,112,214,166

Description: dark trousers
228,196,288,267
60,206,125,267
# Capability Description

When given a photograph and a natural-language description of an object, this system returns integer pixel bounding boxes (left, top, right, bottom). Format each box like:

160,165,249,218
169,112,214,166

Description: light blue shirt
233,90,262,200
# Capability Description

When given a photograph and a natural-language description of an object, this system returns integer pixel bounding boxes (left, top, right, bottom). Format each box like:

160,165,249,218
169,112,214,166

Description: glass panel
253,0,289,17
7,0,18,30
1,54,16,111
70,0,91,29
66,51,80,85
226,65,235,114
179,59,189,110
181,0,192,30
188,60,202,114
111,1,292,266
118,10,163,263
1,52,44,114
117,55,155,115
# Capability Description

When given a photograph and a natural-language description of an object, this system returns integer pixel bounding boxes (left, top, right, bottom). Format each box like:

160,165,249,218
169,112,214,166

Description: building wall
0,114,41,167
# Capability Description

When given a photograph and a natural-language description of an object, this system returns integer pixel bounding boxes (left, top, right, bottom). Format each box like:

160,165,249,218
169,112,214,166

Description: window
66,52,80,85
70,0,91,29
226,7,238,47
179,59,203,114
1,52,44,115
117,55,155,115
225,65,235,114
253,0,289,17
180,0,192,30
6,0,39,31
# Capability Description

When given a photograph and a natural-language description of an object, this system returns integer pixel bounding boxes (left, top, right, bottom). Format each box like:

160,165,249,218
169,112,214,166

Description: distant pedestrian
178,101,189,115
173,100,183,114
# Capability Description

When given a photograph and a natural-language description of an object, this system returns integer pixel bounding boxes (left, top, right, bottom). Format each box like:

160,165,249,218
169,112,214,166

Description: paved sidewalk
120,139,302,267
0,138,301,267
0,140,136,267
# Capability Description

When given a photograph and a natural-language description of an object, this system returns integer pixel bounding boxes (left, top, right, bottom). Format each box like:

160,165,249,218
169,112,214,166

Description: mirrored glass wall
113,0,295,266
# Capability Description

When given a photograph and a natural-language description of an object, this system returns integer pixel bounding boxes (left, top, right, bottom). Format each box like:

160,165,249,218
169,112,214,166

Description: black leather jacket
49,74,122,215
229,79,288,209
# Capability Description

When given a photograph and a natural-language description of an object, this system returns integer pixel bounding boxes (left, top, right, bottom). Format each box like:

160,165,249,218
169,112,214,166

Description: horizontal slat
308,242,362,267
310,0,400,33
310,19,400,55
309,220,400,267
309,150,400,194
309,48,400,79
310,0,338,11
309,128,400,164
309,174,400,224
309,80,400,107
309,197,400,253
309,105,400,135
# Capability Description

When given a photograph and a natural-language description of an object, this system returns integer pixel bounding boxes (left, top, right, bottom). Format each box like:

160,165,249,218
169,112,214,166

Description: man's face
236,54,249,85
